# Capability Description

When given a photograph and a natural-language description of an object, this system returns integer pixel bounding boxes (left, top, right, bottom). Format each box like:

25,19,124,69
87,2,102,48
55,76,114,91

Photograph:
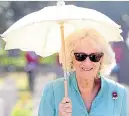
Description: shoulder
102,76,127,97
47,78,64,88
103,77,128,115
40,78,64,104
103,76,126,89
43,78,65,94
41,78,65,104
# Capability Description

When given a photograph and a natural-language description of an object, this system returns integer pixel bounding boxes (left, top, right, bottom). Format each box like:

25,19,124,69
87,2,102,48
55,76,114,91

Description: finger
59,104,72,115
62,97,71,104
62,112,72,116
63,103,72,108
59,104,72,112
63,107,72,113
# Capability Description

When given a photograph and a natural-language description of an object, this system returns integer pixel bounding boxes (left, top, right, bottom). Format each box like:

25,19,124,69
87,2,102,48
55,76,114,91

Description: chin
78,71,95,80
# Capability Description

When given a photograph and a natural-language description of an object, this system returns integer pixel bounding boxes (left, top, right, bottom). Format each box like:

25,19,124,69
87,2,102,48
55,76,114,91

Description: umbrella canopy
1,4,123,57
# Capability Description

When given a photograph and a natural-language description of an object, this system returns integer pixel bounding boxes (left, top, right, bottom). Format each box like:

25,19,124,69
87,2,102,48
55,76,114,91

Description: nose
83,57,92,65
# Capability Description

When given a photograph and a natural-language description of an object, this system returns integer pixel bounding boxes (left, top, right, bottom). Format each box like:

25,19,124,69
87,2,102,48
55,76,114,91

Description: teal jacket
38,73,128,116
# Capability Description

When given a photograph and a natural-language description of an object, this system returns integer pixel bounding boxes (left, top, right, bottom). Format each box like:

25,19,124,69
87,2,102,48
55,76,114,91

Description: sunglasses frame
74,52,104,62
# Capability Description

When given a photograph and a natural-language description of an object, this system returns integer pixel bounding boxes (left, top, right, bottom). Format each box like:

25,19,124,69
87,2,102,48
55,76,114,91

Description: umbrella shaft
60,22,68,97
60,22,67,72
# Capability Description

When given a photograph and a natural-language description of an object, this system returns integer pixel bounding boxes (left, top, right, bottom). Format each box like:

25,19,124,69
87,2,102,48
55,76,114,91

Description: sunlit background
0,1,129,116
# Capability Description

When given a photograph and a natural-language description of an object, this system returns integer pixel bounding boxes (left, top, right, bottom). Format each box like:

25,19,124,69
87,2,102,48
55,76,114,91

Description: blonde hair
59,28,116,76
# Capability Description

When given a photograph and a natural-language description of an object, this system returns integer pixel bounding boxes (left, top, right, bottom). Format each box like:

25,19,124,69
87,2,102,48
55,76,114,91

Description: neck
76,76,95,94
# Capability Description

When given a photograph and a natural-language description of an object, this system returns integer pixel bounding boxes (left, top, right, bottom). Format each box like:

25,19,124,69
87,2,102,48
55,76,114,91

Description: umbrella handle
60,22,68,97
64,79,68,97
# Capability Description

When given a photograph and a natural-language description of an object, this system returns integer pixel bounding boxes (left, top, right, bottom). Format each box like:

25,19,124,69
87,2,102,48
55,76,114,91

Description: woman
38,28,128,116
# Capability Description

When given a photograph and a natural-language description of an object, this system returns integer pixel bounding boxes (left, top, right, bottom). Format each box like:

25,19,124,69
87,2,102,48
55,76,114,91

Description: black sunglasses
74,52,104,62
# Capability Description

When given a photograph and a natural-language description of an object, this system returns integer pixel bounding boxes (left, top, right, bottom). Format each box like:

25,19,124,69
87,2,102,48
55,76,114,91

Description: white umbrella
1,1,123,97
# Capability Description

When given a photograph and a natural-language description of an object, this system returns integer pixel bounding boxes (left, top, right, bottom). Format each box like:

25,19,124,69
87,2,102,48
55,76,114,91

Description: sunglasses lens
74,53,86,61
74,53,103,62
89,53,103,62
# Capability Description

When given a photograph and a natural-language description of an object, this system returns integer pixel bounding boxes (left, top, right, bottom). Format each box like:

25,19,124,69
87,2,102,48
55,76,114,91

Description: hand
59,97,72,116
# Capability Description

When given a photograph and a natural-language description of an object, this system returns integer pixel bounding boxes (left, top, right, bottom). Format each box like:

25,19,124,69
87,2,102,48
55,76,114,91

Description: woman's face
73,38,103,80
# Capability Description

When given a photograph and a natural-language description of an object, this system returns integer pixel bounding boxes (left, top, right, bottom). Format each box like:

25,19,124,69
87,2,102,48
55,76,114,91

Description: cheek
73,58,81,68
93,62,101,70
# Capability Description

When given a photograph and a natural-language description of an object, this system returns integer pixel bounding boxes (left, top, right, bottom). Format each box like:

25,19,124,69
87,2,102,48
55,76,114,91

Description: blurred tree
11,91,32,116
0,2,11,32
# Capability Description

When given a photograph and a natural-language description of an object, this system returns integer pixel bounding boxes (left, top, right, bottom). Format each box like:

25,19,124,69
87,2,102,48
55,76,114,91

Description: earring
95,71,100,79
98,63,102,76
98,71,101,76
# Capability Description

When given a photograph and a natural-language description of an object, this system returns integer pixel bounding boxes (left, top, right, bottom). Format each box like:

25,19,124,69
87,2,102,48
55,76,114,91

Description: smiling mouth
82,67,93,71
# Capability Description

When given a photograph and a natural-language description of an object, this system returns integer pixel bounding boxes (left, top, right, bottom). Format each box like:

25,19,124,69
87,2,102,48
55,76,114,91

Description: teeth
82,67,92,71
